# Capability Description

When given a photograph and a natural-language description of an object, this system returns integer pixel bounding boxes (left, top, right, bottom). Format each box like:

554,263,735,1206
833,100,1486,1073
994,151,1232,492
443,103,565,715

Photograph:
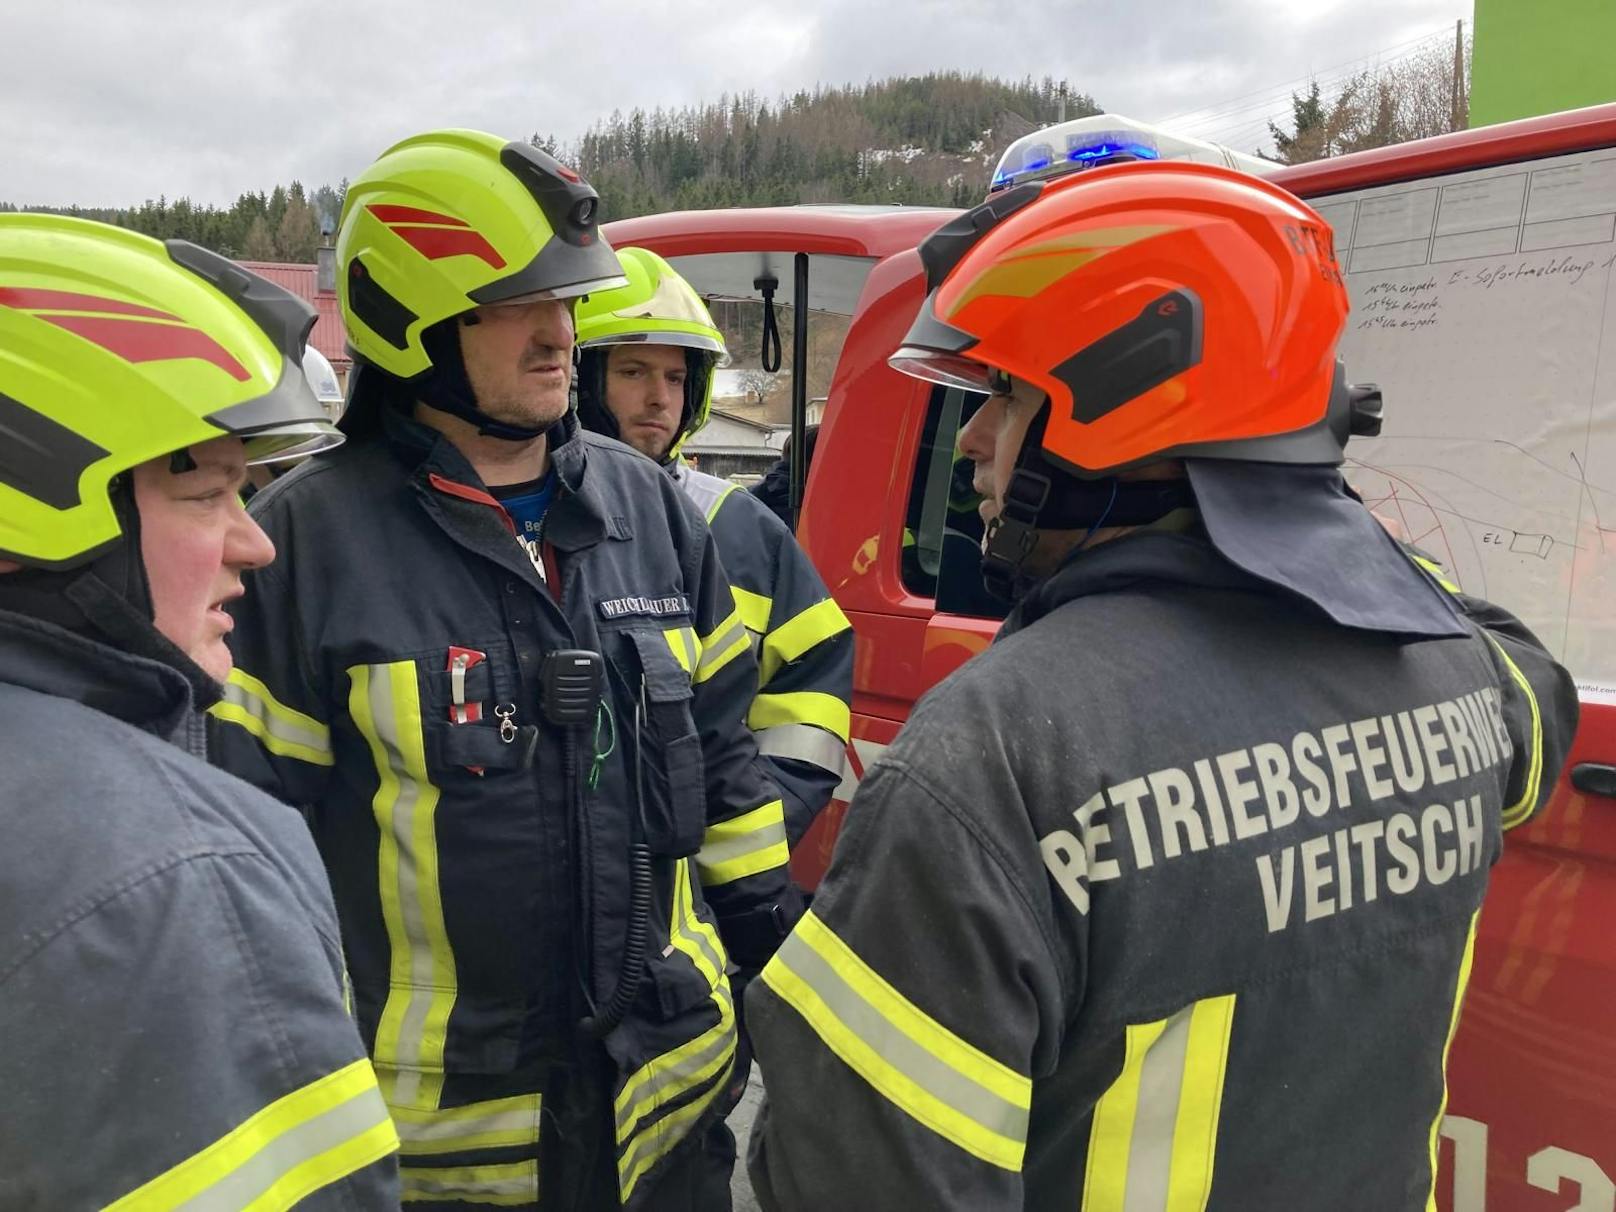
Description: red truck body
607,104,1616,1209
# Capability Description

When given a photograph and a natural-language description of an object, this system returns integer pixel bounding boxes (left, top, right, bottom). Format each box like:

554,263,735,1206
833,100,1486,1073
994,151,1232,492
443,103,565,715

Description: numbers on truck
1441,1118,1614,1211
1527,1148,1616,1212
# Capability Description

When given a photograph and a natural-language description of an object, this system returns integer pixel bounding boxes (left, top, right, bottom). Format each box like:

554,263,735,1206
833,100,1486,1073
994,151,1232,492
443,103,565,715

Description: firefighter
208,130,799,1211
748,424,819,530
745,162,1579,1210
574,248,854,849
243,344,347,500
0,215,399,1208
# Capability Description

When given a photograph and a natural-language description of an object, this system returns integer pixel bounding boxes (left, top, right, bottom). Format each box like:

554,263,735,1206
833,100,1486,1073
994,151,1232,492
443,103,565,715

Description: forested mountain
2,73,1092,256
553,73,1094,218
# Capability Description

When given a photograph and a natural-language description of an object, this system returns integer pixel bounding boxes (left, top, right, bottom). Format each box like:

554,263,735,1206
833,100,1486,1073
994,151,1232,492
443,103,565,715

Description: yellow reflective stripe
698,799,790,887
667,858,728,988
401,1160,538,1206
695,609,749,684
703,481,739,522
616,859,738,1204
1082,994,1237,1212
749,690,852,741
732,585,772,637
1167,997,1236,1208
614,982,736,1145
1084,1017,1168,1211
349,662,455,1110
1425,913,1480,1212
1411,554,1461,594
615,861,735,1136
1486,636,1544,830
210,668,334,766
760,910,1031,1171
758,596,852,686
662,625,698,676
618,1053,736,1203
390,1092,542,1156
105,1058,398,1212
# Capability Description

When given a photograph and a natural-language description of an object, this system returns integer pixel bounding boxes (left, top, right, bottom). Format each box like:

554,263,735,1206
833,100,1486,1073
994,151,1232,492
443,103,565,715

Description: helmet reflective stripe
0,214,341,569
337,129,626,380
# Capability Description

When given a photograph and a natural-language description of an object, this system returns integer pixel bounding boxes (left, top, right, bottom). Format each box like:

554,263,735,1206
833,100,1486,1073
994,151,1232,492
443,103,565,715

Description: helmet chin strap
980,401,1197,601
417,316,551,442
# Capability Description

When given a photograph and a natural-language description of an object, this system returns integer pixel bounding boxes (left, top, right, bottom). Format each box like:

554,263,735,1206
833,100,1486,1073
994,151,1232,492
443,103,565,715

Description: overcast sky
2,0,1468,209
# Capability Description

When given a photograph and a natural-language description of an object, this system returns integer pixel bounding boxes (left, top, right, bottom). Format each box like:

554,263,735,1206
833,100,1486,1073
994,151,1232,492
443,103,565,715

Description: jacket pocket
621,629,707,858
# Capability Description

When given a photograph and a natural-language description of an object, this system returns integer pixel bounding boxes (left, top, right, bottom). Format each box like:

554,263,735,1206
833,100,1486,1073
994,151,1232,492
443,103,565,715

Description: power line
1187,34,1457,152
1154,27,1448,130
1171,38,1443,138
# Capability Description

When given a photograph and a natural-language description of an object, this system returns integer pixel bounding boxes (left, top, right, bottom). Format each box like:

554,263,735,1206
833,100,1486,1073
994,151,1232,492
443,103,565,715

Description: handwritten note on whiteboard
1314,146,1616,691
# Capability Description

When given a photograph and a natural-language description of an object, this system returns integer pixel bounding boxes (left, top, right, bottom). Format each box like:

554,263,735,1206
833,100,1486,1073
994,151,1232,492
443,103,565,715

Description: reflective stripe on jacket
674,462,853,847
748,529,1576,1211
0,609,399,1210
210,410,795,1208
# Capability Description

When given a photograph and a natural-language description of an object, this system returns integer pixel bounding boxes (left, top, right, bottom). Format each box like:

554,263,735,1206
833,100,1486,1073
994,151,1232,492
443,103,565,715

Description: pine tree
242,215,277,261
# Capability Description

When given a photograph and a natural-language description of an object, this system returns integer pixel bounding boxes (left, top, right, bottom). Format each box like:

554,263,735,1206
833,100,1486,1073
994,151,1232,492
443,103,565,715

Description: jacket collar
0,607,196,742
1004,518,1467,643
382,405,609,551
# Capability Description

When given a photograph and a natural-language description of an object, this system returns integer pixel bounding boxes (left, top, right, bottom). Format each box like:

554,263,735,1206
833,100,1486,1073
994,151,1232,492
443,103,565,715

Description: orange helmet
890,161,1353,477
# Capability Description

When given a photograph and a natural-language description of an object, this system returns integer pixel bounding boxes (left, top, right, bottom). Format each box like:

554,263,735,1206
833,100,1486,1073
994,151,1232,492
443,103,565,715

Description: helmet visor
578,328,728,363
888,347,1011,396
241,420,345,465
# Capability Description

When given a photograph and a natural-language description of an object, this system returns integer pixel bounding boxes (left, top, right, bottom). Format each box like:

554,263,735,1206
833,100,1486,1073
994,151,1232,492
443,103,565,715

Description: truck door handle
1570,763,1616,798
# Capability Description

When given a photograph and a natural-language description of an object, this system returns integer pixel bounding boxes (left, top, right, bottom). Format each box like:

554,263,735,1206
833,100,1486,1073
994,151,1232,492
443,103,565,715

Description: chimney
316,241,336,296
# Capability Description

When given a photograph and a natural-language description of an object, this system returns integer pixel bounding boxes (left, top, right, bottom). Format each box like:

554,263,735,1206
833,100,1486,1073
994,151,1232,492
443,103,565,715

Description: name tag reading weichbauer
597,594,691,621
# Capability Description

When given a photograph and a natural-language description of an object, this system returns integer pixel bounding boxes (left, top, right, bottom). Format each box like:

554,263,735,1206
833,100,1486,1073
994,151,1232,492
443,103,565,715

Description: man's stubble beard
475,366,574,431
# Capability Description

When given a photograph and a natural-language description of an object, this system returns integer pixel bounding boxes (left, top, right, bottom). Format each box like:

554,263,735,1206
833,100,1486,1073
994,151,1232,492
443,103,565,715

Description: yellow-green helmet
0,214,343,570
574,248,727,461
337,129,627,381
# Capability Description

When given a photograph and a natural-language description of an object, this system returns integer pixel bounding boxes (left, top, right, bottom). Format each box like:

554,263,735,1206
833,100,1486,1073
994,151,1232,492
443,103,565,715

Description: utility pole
1058,80,1068,123
1451,18,1466,130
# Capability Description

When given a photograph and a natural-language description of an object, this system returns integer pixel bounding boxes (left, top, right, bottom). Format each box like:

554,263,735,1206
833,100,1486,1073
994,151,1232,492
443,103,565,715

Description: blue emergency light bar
990,121,1167,192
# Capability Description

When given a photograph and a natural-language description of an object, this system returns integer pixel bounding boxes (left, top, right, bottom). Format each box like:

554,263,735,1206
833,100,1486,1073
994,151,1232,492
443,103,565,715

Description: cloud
2,0,1466,207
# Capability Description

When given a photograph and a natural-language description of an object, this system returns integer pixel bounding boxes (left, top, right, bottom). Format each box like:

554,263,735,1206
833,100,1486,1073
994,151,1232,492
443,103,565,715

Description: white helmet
300,345,345,422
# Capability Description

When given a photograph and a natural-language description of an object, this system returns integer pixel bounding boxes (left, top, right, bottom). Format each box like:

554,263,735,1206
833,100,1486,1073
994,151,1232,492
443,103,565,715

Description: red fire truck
608,103,1616,1211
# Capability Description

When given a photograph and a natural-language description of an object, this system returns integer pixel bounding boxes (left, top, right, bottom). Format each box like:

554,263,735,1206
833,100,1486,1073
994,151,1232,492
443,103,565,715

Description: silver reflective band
756,723,847,775
400,1161,538,1202
394,1101,541,1151
696,617,748,676
699,813,788,872
218,679,330,757
616,985,735,1140
1122,1009,1195,1212
773,928,1030,1146
171,1084,391,1212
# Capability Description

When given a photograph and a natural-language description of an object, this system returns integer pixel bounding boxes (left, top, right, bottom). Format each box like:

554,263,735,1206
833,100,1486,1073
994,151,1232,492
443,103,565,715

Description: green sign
1471,0,1616,126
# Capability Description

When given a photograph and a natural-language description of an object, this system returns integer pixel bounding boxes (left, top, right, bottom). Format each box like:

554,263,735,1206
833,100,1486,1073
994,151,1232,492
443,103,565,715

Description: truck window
901,386,1009,620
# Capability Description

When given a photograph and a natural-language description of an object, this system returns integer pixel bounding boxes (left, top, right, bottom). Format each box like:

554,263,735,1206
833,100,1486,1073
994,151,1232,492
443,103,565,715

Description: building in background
240,243,350,389
681,408,782,481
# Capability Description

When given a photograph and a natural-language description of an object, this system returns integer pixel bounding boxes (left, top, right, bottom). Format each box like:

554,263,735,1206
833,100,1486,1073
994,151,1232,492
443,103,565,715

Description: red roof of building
239,260,350,369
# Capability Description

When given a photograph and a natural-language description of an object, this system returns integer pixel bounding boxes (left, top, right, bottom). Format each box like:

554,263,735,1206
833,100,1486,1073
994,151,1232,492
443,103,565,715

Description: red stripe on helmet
0,287,181,321
391,225,507,270
367,204,471,227
42,314,251,382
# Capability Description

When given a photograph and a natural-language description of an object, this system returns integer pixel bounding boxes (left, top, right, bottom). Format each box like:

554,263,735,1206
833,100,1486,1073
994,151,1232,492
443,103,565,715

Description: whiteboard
1317,146,1616,698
